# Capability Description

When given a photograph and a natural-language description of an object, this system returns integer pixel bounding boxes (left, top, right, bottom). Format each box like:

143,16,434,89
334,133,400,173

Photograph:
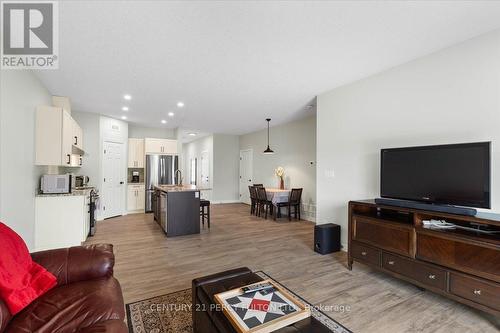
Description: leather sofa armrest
0,299,11,333
31,244,115,286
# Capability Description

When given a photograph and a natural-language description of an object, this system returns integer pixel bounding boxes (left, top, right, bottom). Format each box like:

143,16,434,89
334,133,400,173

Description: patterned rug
126,271,351,333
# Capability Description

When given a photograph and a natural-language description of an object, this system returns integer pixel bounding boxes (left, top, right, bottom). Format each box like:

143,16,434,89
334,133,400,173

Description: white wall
213,134,240,203
129,124,175,139
317,30,500,248
239,116,317,221
0,71,51,249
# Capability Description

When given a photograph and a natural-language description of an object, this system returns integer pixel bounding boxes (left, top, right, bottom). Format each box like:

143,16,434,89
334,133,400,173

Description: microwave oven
40,174,72,194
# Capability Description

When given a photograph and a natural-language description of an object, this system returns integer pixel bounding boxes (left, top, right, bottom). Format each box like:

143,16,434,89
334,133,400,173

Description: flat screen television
380,142,491,209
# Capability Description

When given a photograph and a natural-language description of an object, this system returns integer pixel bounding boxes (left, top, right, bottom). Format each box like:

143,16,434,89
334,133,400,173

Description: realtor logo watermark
1,1,58,69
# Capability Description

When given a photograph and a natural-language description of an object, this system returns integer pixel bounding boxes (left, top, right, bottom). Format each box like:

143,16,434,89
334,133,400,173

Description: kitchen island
152,185,208,237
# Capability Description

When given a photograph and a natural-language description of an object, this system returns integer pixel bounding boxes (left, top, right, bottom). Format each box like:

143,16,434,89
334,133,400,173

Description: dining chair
253,184,264,187
248,186,258,215
274,197,288,221
256,187,272,219
288,188,303,221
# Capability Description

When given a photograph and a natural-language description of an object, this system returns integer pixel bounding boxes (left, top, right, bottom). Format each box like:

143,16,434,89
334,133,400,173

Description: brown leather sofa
0,244,127,333
192,267,333,333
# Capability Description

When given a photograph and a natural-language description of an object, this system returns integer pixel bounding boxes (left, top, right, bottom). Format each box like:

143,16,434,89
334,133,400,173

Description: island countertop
154,185,211,192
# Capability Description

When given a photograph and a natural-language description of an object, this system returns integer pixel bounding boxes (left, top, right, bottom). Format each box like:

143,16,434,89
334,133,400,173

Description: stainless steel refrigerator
145,154,179,212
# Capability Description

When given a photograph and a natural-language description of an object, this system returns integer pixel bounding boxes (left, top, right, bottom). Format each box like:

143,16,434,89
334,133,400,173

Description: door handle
120,181,124,184
67,154,71,164
74,136,78,145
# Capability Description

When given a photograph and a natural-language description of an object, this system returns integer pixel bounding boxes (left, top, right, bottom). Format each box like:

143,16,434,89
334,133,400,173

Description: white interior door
102,141,125,218
239,149,253,204
200,151,211,199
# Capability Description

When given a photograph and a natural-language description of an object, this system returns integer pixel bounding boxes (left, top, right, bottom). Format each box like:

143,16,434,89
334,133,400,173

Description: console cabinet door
352,216,415,257
417,230,500,283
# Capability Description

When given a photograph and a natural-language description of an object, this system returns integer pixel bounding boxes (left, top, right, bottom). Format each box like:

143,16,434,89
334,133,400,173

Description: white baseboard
211,200,241,204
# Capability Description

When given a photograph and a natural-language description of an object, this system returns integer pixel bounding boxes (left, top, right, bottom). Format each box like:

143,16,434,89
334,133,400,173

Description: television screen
380,142,491,209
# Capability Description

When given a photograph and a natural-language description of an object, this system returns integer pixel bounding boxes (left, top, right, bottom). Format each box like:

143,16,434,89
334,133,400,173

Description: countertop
36,187,95,197
154,185,211,192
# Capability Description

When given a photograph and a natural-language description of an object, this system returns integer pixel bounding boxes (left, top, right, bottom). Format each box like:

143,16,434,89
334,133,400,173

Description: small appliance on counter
131,171,140,183
40,174,72,194
75,175,90,188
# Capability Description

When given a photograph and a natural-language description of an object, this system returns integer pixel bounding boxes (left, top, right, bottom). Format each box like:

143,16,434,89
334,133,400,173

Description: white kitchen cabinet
61,110,73,165
145,138,177,154
127,184,145,212
128,138,145,168
35,106,84,166
72,118,83,150
35,195,89,251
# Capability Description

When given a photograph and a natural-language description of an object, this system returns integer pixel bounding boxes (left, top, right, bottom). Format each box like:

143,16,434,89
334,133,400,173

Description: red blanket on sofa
0,222,57,315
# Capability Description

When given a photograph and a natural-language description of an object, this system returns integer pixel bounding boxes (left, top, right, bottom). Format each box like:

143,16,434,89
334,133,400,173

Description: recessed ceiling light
168,112,175,117
122,106,129,111
161,120,167,124
188,132,197,136
123,94,132,100
121,116,127,120
177,102,184,108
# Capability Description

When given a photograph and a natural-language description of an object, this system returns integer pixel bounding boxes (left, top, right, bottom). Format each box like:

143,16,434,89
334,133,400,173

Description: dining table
265,188,291,205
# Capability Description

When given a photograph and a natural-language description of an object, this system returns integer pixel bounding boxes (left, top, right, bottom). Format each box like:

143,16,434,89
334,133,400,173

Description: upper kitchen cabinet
145,138,177,155
128,138,145,168
72,118,83,150
35,106,84,167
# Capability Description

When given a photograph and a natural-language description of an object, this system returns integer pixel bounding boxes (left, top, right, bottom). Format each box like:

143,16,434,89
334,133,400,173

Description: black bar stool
200,199,211,228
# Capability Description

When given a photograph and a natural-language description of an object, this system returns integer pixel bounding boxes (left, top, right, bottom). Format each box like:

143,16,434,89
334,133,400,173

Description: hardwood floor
85,203,499,332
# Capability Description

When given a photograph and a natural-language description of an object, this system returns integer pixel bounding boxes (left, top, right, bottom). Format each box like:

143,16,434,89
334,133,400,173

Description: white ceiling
34,1,500,135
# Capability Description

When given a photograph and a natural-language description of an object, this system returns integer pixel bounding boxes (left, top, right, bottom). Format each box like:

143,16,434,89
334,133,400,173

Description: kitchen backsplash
128,168,144,183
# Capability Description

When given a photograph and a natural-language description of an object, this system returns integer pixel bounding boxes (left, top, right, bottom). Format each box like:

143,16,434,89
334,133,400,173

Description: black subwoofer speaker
314,223,341,254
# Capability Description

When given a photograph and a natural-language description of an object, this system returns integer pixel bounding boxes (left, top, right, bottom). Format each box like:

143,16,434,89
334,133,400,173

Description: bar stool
200,199,210,228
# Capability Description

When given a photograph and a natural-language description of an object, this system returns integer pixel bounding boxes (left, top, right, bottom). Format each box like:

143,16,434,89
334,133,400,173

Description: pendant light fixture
263,118,274,154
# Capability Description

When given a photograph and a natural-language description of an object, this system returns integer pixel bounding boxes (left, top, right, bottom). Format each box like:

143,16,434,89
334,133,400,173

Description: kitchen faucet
175,169,183,185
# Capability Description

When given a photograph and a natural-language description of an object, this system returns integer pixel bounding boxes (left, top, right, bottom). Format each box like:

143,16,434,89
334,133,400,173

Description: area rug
126,271,351,333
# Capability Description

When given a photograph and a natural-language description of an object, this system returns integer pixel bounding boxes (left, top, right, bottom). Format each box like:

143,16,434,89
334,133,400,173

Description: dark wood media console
348,200,500,317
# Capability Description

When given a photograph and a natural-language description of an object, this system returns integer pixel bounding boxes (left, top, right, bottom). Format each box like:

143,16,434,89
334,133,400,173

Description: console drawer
353,215,414,257
450,273,500,311
417,231,500,283
382,252,447,291
351,241,380,266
